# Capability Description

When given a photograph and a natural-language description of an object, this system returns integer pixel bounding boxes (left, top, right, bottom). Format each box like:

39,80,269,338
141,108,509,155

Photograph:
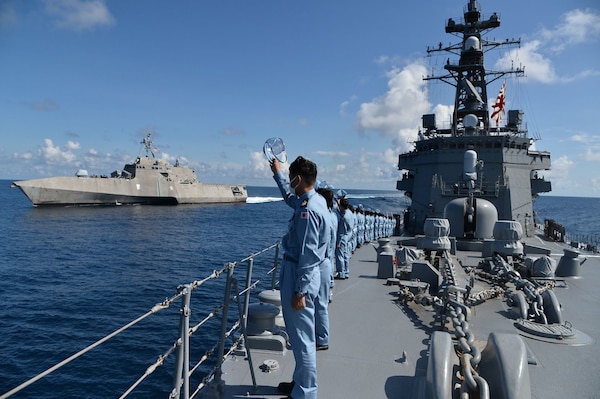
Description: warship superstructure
11,133,248,206
396,0,551,238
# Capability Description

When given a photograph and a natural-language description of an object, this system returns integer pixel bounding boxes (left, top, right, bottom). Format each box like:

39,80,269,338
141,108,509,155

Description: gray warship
395,3,551,239
11,133,248,206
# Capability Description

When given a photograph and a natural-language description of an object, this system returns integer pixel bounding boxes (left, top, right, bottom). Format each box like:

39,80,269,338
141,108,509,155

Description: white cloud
339,95,358,117
382,148,397,165
249,151,269,174
541,9,600,52
66,140,80,150
571,134,589,143
314,150,349,157
540,155,575,192
247,151,289,178
40,139,74,164
9,138,132,178
14,151,33,161
582,148,600,162
591,177,600,193
431,104,453,130
44,0,115,31
568,134,600,161
550,155,574,178
356,61,429,153
497,41,557,84
496,8,600,84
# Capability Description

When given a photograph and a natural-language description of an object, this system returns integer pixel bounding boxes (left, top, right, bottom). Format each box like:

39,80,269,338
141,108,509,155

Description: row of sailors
333,190,397,279
270,156,396,399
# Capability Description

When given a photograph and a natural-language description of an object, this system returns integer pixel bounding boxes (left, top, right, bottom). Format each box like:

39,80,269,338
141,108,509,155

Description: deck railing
0,242,282,399
544,219,599,253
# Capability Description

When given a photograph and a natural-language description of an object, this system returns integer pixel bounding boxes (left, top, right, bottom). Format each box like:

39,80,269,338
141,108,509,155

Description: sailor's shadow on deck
356,274,380,279
222,384,284,398
393,294,437,335
384,375,427,398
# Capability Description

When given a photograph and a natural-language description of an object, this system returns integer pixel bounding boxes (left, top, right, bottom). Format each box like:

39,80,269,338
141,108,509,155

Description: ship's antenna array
139,133,155,158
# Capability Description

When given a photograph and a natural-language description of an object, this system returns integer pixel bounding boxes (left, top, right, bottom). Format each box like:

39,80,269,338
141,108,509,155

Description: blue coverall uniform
274,172,328,399
315,207,335,346
335,209,352,278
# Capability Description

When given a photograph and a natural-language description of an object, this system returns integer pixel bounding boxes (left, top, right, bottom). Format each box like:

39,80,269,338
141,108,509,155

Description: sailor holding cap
270,156,328,399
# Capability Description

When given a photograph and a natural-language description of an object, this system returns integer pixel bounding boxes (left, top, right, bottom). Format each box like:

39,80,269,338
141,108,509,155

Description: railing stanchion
171,284,192,399
271,242,280,290
211,262,236,398
233,278,258,391
244,258,254,330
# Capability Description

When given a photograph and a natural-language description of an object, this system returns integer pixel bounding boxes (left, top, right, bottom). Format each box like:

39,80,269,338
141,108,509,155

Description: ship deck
216,241,430,398
214,235,600,399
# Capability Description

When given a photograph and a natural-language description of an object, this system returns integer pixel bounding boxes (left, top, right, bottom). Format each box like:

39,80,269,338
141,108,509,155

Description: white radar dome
465,36,481,51
464,114,478,128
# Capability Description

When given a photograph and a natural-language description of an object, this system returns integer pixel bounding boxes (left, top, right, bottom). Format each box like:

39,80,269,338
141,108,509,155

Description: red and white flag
490,80,506,127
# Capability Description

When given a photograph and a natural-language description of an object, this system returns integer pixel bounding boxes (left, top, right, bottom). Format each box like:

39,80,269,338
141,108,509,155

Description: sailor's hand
270,159,281,174
292,295,306,311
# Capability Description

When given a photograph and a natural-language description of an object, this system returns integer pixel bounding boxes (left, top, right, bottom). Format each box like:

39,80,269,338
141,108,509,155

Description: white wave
246,197,284,204
347,193,403,200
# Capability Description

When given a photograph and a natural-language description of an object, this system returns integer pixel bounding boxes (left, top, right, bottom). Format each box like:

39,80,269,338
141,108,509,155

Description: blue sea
0,180,598,398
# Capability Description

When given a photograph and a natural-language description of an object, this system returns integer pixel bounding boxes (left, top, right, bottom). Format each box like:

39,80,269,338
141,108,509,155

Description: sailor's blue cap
315,180,333,190
335,189,347,199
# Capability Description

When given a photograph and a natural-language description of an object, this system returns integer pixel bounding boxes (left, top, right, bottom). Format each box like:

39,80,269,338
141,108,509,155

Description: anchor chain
438,252,490,399
398,251,562,397
489,255,557,324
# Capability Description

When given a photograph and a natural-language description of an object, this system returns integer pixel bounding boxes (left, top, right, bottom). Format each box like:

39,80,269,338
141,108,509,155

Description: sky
1,0,599,197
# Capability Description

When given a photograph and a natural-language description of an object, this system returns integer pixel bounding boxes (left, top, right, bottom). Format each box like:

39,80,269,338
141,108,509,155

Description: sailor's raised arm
271,159,298,209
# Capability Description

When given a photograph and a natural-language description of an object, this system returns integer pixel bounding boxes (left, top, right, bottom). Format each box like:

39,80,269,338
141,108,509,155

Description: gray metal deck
214,237,600,399
215,242,429,398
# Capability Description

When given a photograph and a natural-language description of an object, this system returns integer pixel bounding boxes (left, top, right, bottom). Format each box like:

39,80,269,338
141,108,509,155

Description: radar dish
463,79,484,104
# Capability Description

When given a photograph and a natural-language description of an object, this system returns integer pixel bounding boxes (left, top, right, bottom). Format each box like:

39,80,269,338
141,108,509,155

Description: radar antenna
139,133,156,158
424,0,523,135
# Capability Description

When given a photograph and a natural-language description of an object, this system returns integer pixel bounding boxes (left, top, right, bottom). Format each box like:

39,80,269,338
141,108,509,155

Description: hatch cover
515,320,574,339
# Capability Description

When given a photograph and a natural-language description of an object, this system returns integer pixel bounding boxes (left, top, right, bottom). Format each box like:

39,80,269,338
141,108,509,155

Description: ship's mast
139,133,156,158
425,0,523,136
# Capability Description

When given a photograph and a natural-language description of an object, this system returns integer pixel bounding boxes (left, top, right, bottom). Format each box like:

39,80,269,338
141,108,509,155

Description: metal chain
438,252,490,399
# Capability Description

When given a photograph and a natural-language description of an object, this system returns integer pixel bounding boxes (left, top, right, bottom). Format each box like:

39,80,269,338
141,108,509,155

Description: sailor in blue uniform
315,186,336,348
335,198,353,279
356,204,365,247
271,156,329,399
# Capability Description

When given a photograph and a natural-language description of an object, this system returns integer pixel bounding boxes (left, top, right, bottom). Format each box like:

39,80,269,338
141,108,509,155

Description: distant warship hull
11,134,248,206
12,176,247,206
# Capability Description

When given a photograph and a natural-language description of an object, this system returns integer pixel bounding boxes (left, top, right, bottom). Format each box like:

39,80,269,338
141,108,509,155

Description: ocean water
0,180,597,398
